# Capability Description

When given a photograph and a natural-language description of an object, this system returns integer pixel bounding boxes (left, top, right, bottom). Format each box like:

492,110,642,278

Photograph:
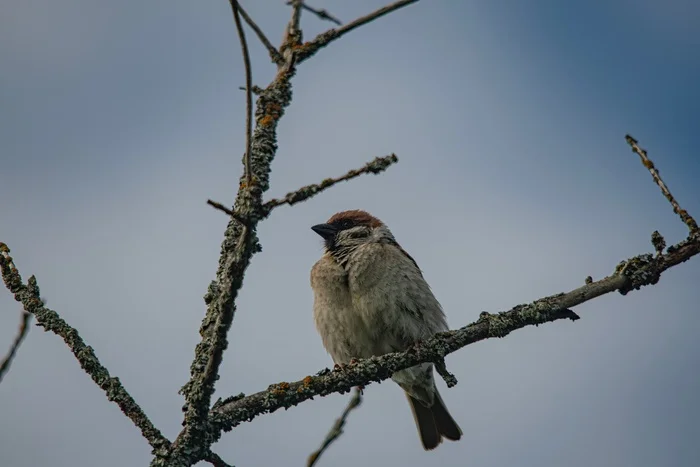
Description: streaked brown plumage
310,210,462,450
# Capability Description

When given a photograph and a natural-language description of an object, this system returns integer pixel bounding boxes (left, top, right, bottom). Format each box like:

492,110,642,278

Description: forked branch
0,243,170,453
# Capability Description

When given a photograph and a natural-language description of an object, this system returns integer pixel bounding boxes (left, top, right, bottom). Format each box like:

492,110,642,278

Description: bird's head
311,210,393,260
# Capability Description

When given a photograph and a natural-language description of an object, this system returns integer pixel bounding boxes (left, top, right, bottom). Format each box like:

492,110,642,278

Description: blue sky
1,1,699,466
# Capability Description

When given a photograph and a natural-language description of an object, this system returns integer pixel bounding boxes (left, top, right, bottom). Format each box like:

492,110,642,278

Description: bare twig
229,0,254,185
279,0,304,70
434,358,457,388
307,388,363,467
206,199,250,226
238,85,263,95
261,154,398,215
0,243,171,453
294,0,419,64
286,1,342,25
289,0,304,36
236,3,285,66
207,199,236,217
205,451,234,467
626,135,698,233
0,310,31,384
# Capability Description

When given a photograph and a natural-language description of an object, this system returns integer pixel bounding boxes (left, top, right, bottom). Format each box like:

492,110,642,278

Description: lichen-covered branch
261,154,398,214
0,310,31,384
207,232,699,433
294,0,419,64
170,7,305,466
172,67,296,466
307,388,362,467
0,243,171,454
625,135,698,233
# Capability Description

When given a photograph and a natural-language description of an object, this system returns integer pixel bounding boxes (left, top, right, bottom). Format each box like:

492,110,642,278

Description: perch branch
626,135,698,233
0,310,31,384
295,0,419,64
208,231,699,434
236,3,284,66
261,154,398,215
286,1,342,25
229,0,254,185
307,388,363,467
0,243,171,453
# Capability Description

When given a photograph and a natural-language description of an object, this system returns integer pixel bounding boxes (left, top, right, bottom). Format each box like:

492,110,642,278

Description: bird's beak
311,223,338,240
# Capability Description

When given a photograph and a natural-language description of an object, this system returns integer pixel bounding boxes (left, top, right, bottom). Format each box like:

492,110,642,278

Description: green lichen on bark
0,248,170,456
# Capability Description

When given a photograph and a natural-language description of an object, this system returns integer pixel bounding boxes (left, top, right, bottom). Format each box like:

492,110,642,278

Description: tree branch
294,0,419,64
0,243,171,453
626,135,698,234
261,154,398,215
205,451,234,467
236,3,285,66
173,12,303,467
286,1,342,26
307,388,362,467
229,0,254,185
0,310,31,384
207,230,699,433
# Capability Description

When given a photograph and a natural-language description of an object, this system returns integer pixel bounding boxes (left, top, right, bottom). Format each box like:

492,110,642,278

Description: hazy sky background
1,1,699,466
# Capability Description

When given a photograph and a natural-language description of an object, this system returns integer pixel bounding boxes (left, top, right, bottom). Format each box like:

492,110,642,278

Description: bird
309,209,462,450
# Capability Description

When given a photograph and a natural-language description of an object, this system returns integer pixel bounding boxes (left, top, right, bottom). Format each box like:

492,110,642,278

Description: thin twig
295,0,419,64
237,3,285,66
229,1,254,185
286,1,342,25
238,85,263,95
307,388,363,467
210,227,700,433
0,243,171,453
279,0,304,70
626,135,699,233
0,311,31,384
206,199,249,225
289,0,304,36
434,358,457,388
261,154,398,215
205,451,234,467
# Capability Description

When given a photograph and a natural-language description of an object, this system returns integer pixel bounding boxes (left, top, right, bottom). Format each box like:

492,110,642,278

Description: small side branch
236,3,284,66
287,1,342,25
261,154,398,215
626,135,699,233
0,310,31,384
295,0,419,64
307,388,363,467
205,451,234,467
229,0,254,184
0,243,171,453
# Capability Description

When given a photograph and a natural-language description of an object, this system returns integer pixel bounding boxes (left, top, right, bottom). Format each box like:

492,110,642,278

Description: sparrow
310,209,462,450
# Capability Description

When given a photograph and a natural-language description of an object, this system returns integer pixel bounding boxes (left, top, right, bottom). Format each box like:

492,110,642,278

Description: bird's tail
405,387,462,450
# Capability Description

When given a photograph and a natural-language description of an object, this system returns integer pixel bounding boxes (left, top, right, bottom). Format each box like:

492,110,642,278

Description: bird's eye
340,219,354,229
